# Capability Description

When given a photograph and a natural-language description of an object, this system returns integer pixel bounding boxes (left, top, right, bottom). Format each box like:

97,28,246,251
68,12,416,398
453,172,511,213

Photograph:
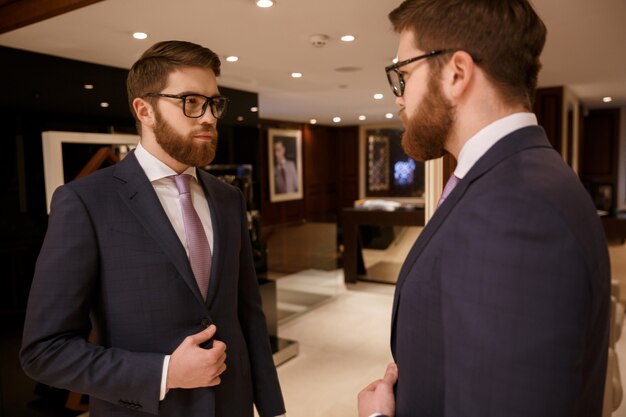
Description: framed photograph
268,128,303,202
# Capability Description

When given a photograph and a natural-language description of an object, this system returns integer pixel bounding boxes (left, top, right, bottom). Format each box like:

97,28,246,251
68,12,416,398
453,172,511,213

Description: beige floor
273,279,395,417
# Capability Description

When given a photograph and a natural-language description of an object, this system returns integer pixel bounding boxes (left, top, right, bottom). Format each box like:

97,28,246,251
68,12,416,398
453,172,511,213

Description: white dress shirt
454,112,538,179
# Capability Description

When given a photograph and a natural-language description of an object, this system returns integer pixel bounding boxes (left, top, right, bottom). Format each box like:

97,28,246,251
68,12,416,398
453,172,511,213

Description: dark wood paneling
581,109,620,179
580,108,621,211
337,126,359,209
533,86,564,153
0,0,104,34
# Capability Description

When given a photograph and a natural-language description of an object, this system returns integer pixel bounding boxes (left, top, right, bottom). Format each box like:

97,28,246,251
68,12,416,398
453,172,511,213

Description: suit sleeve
440,188,604,416
234,191,286,417
20,185,165,415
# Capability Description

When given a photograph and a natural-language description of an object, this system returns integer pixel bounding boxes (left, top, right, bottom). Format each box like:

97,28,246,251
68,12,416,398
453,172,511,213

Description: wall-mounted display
362,127,424,199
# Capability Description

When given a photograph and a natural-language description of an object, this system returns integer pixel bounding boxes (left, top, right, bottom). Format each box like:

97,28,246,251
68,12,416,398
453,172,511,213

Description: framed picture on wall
268,128,303,202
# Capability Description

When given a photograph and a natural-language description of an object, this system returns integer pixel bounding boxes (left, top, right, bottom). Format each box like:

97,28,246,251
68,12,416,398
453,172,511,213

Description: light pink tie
173,174,212,300
437,174,460,208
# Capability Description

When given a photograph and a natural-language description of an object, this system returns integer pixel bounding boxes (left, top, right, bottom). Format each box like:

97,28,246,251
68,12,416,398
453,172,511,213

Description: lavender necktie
437,174,460,208
173,174,211,300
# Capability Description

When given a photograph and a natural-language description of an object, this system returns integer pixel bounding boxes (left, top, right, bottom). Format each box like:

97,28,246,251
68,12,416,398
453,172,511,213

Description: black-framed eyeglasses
143,93,230,119
384,49,453,97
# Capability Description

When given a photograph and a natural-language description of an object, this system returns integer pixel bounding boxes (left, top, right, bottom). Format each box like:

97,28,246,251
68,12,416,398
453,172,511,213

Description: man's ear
442,50,475,100
132,97,156,128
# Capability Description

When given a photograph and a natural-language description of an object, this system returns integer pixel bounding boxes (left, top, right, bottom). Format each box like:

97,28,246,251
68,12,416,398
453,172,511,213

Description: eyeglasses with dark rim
385,49,480,98
143,93,230,119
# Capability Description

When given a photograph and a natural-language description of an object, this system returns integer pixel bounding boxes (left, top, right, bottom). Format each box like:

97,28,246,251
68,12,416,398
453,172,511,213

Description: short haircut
126,40,221,132
389,0,546,109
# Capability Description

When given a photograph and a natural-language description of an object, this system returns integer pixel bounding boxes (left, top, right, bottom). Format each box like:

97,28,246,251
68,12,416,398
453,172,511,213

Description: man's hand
167,325,227,389
358,363,398,417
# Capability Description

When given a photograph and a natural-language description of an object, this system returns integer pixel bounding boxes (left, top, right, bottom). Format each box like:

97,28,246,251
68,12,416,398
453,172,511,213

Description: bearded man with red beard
21,41,285,417
358,1,610,417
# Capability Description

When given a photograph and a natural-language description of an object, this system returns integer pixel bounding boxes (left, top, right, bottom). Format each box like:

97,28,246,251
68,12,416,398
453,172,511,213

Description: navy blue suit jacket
20,152,285,417
391,126,610,416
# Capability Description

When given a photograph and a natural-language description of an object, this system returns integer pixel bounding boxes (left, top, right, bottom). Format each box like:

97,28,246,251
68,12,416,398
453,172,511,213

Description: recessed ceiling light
385,113,394,119
100,102,109,108
250,106,259,112
256,0,275,8
603,96,613,103
333,117,341,123
291,72,303,78
83,84,94,90
359,115,367,121
132,32,148,40
373,93,384,100
310,119,317,125
341,35,355,42
226,56,239,62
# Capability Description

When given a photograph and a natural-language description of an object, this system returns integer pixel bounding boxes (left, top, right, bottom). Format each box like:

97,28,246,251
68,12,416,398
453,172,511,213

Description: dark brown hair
389,0,546,109
126,40,221,131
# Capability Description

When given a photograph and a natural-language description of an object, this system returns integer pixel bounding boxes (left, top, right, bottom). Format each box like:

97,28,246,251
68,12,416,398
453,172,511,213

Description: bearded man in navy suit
358,1,610,416
21,41,285,417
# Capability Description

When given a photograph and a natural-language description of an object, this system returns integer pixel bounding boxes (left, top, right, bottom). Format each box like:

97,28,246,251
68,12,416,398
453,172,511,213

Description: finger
211,340,227,353
383,363,398,384
361,379,382,393
207,376,221,387
189,324,217,345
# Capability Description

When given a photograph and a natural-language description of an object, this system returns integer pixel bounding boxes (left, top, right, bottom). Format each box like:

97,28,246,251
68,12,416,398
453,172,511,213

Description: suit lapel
113,153,206,305
390,126,553,341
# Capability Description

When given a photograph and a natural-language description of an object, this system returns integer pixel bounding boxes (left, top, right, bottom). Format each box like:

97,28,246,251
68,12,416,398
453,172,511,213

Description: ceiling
0,0,624,126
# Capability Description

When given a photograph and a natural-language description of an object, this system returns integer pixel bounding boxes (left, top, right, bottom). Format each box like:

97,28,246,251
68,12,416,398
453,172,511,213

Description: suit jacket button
200,318,212,328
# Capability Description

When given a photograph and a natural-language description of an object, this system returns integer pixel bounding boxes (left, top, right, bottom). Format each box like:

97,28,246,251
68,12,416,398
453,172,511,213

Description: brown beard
400,70,455,161
153,110,218,167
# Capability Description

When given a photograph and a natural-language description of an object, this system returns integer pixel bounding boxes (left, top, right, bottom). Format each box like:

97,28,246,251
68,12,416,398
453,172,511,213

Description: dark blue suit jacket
391,126,610,417
20,152,285,417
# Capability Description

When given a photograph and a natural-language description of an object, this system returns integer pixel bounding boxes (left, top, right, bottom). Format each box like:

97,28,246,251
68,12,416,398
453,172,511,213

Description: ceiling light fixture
100,102,109,108
132,32,148,40
237,116,244,121
359,115,366,121
291,72,303,78
333,117,341,123
83,84,94,90
226,56,239,62
310,119,317,125
341,35,355,42
250,107,259,112
385,113,394,119
373,93,384,100
256,0,275,8
603,96,613,103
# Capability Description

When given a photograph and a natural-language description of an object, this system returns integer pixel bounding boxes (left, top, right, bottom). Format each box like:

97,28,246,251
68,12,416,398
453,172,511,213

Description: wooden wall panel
0,0,103,34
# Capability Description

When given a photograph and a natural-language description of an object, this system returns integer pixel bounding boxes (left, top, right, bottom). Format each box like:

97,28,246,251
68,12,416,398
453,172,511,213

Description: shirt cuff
160,355,171,401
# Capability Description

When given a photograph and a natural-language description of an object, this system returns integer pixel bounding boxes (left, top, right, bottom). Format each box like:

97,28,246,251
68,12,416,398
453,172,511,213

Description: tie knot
172,174,192,195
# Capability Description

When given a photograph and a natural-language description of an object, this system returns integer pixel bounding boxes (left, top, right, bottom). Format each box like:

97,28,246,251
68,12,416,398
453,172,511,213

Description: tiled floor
273,278,395,417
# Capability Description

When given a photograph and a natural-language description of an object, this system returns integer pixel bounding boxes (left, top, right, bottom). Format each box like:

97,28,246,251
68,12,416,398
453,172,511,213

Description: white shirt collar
454,112,538,179
134,142,197,182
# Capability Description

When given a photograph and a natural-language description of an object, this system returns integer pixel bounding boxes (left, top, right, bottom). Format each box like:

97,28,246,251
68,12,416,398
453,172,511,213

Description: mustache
191,126,217,135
